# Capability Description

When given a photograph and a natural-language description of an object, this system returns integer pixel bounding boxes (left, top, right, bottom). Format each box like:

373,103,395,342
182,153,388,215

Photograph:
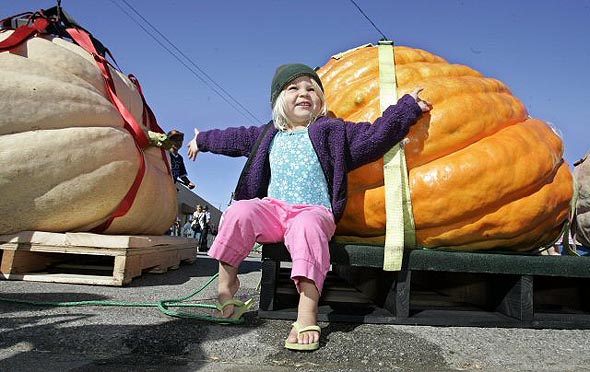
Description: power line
109,0,261,124
349,0,389,40
119,0,262,124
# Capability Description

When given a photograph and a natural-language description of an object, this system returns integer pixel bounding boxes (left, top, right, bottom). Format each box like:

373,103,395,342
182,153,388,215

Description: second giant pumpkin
318,45,573,251
0,29,177,235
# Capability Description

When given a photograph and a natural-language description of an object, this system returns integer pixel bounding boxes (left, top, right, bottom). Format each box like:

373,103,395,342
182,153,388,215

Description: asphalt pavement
1,251,590,371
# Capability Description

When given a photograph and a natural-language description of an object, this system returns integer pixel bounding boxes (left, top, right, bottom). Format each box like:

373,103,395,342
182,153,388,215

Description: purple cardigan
197,94,423,222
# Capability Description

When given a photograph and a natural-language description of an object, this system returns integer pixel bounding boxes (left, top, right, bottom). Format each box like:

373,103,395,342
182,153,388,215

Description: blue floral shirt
268,129,332,210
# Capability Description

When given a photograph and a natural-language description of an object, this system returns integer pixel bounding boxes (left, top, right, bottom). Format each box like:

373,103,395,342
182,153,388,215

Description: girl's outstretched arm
196,124,269,157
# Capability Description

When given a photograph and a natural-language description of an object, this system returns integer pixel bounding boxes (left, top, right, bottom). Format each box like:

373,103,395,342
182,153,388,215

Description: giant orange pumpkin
318,45,573,251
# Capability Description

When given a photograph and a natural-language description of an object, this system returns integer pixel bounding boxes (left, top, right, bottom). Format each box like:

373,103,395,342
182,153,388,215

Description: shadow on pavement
0,305,257,371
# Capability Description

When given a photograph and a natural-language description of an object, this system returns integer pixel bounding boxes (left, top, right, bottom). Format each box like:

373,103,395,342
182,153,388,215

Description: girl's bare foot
217,261,240,318
286,278,320,346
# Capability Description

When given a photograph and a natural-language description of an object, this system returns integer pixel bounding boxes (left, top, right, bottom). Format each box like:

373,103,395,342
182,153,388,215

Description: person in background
168,217,181,236
167,130,195,190
182,218,193,238
192,204,205,243
187,63,431,350
198,205,212,252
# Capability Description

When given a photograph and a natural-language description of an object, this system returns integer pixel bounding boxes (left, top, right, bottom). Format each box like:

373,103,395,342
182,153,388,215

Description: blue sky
2,0,589,211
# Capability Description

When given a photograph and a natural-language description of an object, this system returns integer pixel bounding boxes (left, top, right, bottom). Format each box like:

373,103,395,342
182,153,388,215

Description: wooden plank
0,231,195,249
260,259,280,311
115,255,133,285
64,232,193,249
383,269,411,318
0,231,68,246
1,272,124,286
494,275,534,321
0,243,126,256
0,231,196,249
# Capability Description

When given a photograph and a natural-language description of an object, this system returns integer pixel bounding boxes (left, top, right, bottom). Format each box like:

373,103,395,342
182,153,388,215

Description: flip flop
284,321,321,351
216,298,254,320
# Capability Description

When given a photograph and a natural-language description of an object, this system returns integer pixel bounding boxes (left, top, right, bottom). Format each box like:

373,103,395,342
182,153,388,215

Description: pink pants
208,197,336,294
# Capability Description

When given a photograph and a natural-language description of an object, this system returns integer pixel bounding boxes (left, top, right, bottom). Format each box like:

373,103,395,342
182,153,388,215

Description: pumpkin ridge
0,127,140,234
393,46,448,64
0,76,123,135
398,76,513,105
396,63,482,87
405,92,528,168
410,119,564,228
415,161,573,247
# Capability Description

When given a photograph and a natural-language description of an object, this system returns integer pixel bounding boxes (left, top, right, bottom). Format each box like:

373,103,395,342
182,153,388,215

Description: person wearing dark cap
187,63,431,350
167,130,195,190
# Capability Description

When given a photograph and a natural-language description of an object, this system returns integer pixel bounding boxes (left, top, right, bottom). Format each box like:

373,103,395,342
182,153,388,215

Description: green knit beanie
270,63,324,108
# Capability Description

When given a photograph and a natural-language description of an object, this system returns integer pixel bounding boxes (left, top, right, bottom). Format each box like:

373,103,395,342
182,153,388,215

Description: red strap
128,74,172,177
128,74,164,132
63,27,152,233
141,98,172,178
91,143,147,233
65,27,150,149
0,17,49,51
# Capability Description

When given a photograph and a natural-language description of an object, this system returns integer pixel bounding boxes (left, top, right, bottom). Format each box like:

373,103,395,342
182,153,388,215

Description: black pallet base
259,243,590,329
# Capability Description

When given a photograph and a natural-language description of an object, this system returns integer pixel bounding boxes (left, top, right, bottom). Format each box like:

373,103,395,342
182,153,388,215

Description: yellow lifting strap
378,40,416,271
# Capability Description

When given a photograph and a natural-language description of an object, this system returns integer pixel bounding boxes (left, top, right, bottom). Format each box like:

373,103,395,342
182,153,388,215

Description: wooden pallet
0,231,197,286
259,242,590,328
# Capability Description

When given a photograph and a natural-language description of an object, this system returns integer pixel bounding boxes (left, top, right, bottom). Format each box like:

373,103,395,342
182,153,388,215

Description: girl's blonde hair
271,78,328,131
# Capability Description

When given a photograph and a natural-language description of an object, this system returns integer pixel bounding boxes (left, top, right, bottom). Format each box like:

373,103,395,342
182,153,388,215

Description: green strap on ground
0,272,243,324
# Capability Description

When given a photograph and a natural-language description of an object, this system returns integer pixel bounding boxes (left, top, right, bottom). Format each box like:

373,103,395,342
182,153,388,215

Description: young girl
187,63,431,351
